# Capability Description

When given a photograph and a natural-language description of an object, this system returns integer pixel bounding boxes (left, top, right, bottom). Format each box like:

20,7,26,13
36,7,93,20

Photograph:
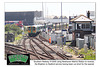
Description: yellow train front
27,25,44,37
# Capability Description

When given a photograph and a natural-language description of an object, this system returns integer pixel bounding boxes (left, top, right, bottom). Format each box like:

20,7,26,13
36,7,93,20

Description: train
27,25,45,37
27,24,54,37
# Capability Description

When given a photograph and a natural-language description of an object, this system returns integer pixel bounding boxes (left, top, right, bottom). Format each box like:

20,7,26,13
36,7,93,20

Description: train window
28,27,31,30
33,27,35,31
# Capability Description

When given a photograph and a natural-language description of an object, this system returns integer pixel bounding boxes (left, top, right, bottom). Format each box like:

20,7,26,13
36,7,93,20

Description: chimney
87,11,90,18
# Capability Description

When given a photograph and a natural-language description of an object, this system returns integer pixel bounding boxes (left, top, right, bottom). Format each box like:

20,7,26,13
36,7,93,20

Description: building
5,11,43,26
86,11,96,33
68,16,77,33
5,21,23,27
70,14,94,46
34,16,69,30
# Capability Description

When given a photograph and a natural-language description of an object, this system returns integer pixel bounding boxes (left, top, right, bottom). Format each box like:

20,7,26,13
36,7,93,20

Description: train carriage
27,25,44,37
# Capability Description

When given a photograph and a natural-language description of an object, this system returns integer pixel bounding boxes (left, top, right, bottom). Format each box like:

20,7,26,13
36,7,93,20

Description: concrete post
84,44,88,53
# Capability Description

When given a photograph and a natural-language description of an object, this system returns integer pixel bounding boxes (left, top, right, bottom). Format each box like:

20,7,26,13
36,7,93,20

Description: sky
5,2,95,18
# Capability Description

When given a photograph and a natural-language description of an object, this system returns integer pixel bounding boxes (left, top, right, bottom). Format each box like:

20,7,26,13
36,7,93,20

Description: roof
26,25,44,27
70,15,94,22
5,11,41,12
46,18,69,23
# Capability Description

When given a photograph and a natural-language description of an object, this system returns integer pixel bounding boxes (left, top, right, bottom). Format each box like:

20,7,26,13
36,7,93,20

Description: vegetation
65,46,76,55
5,24,28,44
78,48,95,60
5,24,23,35
15,34,23,41
64,46,95,60
66,42,71,44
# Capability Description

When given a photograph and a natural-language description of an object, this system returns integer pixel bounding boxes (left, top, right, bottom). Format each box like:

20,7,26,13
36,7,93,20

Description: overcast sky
5,2,95,17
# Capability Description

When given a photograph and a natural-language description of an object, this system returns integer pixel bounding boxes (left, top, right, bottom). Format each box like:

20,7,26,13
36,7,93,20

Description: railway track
5,43,39,60
34,37,69,60
39,35,49,42
5,35,72,60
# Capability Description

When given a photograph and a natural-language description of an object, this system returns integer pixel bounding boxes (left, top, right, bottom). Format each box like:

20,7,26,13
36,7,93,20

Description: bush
5,24,23,35
5,24,10,31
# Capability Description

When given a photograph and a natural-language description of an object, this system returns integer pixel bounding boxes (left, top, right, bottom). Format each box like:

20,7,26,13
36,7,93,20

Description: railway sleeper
5,43,54,59
31,39,55,59
35,37,70,60
5,46,49,60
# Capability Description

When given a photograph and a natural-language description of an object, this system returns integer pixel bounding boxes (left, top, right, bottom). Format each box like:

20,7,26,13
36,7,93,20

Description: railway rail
5,34,72,60
34,37,69,60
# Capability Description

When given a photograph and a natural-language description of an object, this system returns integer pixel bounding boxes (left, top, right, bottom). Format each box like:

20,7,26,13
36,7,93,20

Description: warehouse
5,11,43,25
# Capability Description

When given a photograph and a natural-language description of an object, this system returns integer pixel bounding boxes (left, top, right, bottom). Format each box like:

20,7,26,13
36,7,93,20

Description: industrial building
5,11,43,25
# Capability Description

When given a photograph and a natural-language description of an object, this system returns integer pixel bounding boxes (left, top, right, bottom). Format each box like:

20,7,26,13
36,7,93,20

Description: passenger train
27,25,45,37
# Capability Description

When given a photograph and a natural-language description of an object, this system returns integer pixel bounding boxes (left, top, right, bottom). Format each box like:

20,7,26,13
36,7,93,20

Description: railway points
5,34,73,60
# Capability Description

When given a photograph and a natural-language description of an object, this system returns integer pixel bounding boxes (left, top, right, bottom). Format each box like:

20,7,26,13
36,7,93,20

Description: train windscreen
33,27,35,31
28,27,31,30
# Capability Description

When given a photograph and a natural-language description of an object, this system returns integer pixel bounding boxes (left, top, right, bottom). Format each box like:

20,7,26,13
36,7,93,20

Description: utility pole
61,2,64,54
61,2,63,30
42,2,44,20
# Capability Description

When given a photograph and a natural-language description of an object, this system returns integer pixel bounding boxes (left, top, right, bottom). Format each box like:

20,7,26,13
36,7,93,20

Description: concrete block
68,34,72,41
76,38,84,49
78,39,84,49
51,33,57,41
57,37,62,46
84,44,88,53
76,38,81,47
84,36,88,44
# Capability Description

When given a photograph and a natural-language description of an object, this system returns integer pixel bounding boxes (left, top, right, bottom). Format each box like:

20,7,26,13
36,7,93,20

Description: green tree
10,24,20,31
5,24,23,35
5,24,10,31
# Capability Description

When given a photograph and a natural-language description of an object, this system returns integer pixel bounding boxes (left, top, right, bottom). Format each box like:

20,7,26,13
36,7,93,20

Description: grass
66,42,71,44
15,31,28,41
12,31,27,44
64,45,96,60
78,48,96,60
65,46,77,55
15,34,22,41
24,31,28,34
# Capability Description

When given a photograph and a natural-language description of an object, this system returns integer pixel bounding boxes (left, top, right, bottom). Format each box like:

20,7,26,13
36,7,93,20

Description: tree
5,24,23,35
5,24,10,31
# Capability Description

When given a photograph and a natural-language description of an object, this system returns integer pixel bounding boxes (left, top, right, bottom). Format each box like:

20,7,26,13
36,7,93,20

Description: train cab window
33,27,35,31
28,27,31,30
